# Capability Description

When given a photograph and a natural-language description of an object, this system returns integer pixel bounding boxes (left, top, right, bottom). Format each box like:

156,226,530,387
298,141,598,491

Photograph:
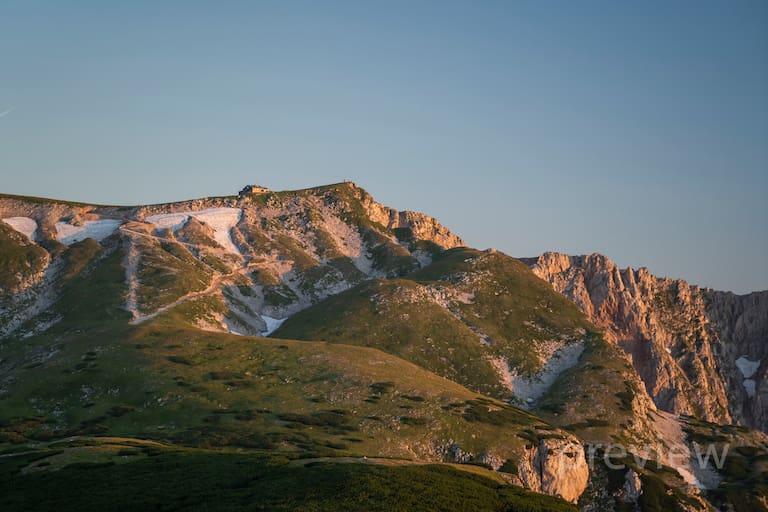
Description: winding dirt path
128,261,261,325
120,225,257,325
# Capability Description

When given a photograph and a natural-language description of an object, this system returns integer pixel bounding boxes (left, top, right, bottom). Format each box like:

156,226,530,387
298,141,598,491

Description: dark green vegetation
0,445,576,512
710,446,768,512
1,307,552,462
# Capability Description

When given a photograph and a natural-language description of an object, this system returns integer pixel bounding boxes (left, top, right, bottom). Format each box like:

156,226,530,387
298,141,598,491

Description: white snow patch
736,356,760,378
261,315,285,336
192,209,243,254
146,208,243,254
511,341,585,404
145,212,190,230
2,217,38,240
56,219,122,245
743,379,757,398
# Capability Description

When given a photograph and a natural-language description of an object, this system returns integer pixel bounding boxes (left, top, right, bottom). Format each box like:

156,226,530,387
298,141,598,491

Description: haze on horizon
0,1,766,294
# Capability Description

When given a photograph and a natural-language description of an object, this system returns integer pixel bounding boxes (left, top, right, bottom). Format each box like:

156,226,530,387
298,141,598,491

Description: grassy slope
272,247,660,445
274,248,598,400
0,240,584,510
273,278,507,397
410,248,592,346
1,314,554,464
0,240,139,436
0,244,566,467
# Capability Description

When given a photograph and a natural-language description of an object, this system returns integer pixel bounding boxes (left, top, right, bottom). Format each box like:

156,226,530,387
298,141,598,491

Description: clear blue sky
1,1,766,293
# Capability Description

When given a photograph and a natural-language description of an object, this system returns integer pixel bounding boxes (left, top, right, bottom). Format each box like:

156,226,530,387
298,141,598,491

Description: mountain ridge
0,181,463,338
526,251,768,433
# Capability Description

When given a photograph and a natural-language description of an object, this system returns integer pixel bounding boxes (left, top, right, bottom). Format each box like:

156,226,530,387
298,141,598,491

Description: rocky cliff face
526,252,768,431
358,188,465,249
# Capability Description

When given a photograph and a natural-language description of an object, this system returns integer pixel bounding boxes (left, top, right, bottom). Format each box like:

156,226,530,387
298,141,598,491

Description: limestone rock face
356,184,464,249
526,252,768,431
518,435,589,503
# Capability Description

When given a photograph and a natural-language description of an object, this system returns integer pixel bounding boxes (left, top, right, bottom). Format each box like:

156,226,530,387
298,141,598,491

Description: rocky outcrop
526,252,768,431
389,210,465,249
518,435,589,503
356,184,464,249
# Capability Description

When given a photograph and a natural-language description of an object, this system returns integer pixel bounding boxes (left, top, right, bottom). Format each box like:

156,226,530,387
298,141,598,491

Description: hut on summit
239,184,270,196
